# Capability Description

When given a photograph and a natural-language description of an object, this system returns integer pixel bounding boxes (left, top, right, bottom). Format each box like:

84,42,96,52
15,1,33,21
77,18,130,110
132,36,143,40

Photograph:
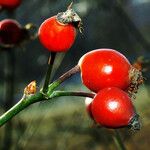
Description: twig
113,130,126,150
42,52,56,93
48,91,95,99
0,93,43,127
0,89,94,127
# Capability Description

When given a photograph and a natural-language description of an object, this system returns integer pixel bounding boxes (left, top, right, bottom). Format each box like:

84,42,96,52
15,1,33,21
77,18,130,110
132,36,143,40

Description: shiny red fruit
0,0,21,9
0,19,22,45
79,49,131,92
91,87,140,129
38,16,76,52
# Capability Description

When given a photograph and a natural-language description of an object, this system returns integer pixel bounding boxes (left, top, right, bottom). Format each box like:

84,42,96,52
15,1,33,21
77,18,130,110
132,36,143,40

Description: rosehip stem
0,93,44,127
48,91,95,99
0,88,94,127
42,52,56,93
113,130,126,150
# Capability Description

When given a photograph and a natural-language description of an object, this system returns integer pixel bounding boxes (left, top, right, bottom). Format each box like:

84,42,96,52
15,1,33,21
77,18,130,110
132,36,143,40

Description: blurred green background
0,0,150,150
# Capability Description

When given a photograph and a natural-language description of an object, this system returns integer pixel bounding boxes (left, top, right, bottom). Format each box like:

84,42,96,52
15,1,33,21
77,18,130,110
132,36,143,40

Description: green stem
0,90,94,127
113,130,126,150
0,93,43,127
42,52,56,93
48,90,95,99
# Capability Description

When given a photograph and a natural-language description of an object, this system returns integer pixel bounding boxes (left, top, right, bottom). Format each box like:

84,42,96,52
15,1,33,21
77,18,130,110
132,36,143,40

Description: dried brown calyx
128,114,141,130
56,2,83,33
127,66,143,98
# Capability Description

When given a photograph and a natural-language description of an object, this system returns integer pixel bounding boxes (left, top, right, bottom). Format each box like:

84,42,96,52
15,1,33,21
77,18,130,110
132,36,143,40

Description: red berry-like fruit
0,19,22,45
0,0,21,9
78,49,131,92
91,87,140,130
38,5,82,52
38,16,76,52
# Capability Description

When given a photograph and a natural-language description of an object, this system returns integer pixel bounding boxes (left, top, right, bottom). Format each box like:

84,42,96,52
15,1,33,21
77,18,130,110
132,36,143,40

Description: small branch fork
0,65,94,127
47,65,80,94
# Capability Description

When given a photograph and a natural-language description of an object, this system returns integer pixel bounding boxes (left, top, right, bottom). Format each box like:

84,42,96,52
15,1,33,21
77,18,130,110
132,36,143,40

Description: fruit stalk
42,52,56,93
0,93,43,127
48,91,95,99
113,130,126,150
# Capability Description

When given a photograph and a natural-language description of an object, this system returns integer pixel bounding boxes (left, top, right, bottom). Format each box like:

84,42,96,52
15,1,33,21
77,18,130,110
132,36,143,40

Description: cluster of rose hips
0,2,143,131
82,49,143,130
38,5,143,130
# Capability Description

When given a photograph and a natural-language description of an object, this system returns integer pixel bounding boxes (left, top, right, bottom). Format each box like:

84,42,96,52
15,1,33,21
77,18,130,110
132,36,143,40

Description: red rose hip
91,87,140,130
0,0,21,9
38,5,82,52
78,49,131,92
38,16,76,52
0,19,22,45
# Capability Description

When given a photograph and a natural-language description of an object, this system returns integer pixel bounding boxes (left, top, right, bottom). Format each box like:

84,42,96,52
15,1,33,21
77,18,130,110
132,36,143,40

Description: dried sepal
132,56,143,71
128,114,141,130
56,2,83,33
128,66,143,98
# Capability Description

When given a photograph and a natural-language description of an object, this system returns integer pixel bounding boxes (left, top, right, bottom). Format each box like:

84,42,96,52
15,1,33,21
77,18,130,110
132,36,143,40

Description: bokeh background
0,0,150,149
